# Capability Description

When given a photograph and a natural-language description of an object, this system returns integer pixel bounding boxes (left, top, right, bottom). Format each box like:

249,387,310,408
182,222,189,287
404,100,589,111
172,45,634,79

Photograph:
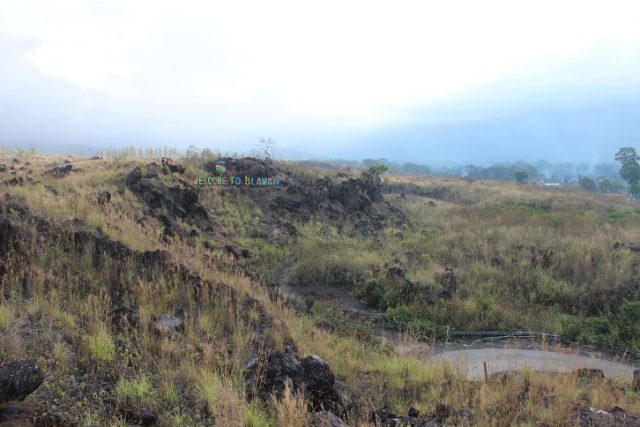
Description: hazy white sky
1,0,640,159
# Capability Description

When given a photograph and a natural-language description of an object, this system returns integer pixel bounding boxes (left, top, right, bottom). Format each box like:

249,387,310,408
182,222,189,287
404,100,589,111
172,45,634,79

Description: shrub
383,305,447,340
617,301,640,347
561,315,621,347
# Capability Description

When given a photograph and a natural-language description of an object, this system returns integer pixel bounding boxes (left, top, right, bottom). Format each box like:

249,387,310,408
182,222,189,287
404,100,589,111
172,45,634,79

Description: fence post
483,361,488,381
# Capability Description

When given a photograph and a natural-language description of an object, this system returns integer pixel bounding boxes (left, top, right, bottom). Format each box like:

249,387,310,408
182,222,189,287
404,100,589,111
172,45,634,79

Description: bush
561,315,621,347
383,306,447,340
579,176,597,191
353,279,386,309
617,301,640,347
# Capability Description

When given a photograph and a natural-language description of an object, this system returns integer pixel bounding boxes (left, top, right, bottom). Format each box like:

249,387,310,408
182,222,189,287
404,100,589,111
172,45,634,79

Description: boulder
310,411,348,427
119,406,157,426
575,406,640,426
96,190,111,206
0,164,7,173
300,355,336,399
3,177,23,186
245,349,342,410
370,409,421,426
209,157,279,179
0,360,45,403
152,314,183,338
167,164,186,174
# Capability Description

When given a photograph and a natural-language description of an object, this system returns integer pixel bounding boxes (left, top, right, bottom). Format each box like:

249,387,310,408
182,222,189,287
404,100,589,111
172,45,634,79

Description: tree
578,176,597,192
368,164,388,175
615,147,640,197
596,177,626,194
258,137,275,161
514,170,528,183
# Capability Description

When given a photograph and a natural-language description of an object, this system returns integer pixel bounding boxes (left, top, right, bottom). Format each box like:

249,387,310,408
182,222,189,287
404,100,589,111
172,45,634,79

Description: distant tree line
303,156,630,194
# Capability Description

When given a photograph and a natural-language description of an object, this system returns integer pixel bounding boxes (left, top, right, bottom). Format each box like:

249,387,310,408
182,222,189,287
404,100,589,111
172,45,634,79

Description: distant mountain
345,101,640,165
0,142,105,156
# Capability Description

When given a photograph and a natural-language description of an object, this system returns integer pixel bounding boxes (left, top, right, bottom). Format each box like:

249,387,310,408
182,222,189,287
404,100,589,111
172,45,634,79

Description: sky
1,0,639,163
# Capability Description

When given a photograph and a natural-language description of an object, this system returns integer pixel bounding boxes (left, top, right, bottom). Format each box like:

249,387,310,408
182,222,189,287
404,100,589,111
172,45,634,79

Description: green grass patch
116,373,155,406
85,325,116,363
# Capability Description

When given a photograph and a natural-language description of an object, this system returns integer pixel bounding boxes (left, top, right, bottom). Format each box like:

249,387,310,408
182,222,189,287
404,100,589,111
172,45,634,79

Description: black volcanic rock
0,360,44,403
245,348,343,411
125,167,212,233
44,164,76,178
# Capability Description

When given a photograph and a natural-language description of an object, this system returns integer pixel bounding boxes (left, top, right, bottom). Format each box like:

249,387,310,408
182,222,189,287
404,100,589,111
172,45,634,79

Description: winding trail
278,264,639,381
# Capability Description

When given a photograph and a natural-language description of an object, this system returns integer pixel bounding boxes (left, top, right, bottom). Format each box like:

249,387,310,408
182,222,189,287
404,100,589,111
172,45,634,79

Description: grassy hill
1,152,640,426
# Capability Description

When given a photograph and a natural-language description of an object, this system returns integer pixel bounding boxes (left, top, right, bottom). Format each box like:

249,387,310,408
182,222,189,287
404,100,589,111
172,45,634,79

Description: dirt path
277,265,639,380
278,264,382,323
432,348,637,380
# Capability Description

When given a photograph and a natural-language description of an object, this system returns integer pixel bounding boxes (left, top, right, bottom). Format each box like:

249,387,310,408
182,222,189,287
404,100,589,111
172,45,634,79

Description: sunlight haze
1,0,639,162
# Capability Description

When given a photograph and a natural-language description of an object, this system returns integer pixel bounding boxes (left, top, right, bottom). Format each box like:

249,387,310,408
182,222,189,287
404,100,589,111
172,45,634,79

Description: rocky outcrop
125,167,212,233
245,347,344,412
166,164,186,174
3,177,25,186
207,157,279,179
310,411,348,427
613,242,640,254
0,360,44,403
438,268,457,298
0,218,21,257
152,314,183,338
0,202,279,352
44,165,76,178
575,406,640,426
369,404,472,427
